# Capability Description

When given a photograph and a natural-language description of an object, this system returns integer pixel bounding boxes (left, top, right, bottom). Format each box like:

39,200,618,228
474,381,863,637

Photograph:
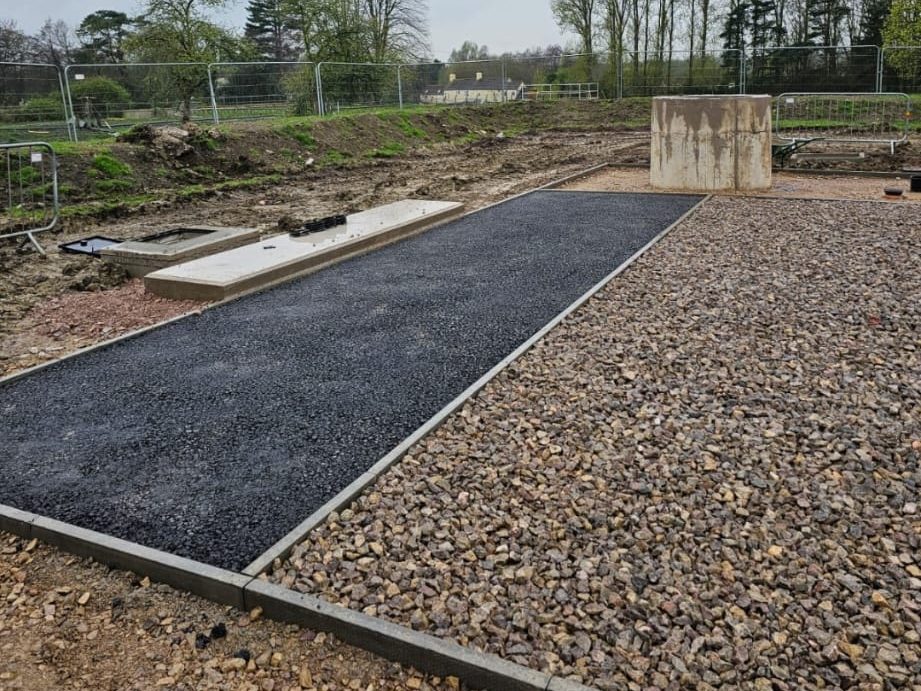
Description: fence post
206,64,220,124
740,50,747,94
62,65,79,143
397,64,403,109
876,46,883,93
616,50,623,99
52,66,75,142
501,60,507,102
315,62,325,116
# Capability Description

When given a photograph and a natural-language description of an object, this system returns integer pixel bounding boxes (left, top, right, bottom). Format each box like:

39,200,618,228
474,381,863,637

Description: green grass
391,113,426,138
61,194,159,218
367,141,405,158
90,152,132,178
320,150,350,166
177,174,282,199
279,121,317,148
94,178,134,193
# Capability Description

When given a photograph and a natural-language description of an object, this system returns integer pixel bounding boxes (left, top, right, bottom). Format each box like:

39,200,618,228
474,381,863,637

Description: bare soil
0,532,458,690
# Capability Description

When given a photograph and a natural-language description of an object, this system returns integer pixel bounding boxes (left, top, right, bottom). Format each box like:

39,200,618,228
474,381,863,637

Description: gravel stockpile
0,191,700,570
274,197,921,689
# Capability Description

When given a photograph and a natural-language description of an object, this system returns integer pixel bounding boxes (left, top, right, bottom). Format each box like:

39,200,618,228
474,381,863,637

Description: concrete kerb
0,503,251,610
0,501,595,690
243,192,713,576
244,579,597,691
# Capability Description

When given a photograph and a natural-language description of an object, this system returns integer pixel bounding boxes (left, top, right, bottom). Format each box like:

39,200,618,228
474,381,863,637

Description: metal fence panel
775,92,911,153
317,62,402,114
0,63,70,143
208,62,317,122
746,46,880,94
1,141,59,254
65,63,213,140
621,49,742,97
881,46,921,94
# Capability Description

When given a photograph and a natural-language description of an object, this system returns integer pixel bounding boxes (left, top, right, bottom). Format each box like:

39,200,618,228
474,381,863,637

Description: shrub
13,96,65,123
70,77,131,118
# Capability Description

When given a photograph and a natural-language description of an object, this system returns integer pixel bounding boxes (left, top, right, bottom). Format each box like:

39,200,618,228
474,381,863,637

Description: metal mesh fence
398,59,508,106
881,46,921,94
65,63,213,139
317,63,401,113
746,46,880,94
209,62,317,121
0,63,69,143
774,92,911,152
1,141,59,253
621,49,742,97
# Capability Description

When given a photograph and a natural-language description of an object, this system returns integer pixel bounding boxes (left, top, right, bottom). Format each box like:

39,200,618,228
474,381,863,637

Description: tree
126,0,244,120
449,41,490,62
857,0,893,44
76,11,134,63
244,0,299,60
0,19,31,63
33,19,76,68
883,0,921,80
283,0,368,62
551,0,596,55
363,0,429,62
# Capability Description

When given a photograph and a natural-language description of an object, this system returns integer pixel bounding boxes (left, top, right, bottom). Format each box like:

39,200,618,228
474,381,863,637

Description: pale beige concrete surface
145,200,464,301
101,226,262,277
562,166,921,202
651,95,772,191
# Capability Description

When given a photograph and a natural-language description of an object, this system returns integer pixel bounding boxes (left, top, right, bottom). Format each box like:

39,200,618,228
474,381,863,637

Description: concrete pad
102,225,262,277
144,200,465,301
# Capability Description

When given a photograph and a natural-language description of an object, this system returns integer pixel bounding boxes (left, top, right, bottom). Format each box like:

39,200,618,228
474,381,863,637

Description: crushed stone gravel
273,196,921,690
0,191,700,571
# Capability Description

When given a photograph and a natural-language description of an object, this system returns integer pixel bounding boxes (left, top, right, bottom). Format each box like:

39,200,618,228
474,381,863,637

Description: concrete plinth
145,200,465,301
651,95,772,191
102,226,261,277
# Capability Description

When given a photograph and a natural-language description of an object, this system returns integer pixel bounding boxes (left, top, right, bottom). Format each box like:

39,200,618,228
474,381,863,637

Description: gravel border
273,196,921,689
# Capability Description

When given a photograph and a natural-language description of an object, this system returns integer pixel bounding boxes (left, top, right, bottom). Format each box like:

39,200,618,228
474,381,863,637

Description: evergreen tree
858,0,893,44
245,0,298,60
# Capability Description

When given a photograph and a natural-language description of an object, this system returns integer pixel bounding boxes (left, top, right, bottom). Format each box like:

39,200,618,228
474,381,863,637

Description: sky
6,0,570,58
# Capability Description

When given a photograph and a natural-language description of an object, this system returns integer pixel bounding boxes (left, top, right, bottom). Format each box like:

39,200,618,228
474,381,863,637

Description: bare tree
33,19,76,68
0,19,31,63
363,0,429,62
603,0,630,53
551,0,596,55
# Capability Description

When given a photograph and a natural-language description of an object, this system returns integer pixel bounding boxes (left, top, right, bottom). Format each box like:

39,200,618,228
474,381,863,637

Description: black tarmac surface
0,191,701,570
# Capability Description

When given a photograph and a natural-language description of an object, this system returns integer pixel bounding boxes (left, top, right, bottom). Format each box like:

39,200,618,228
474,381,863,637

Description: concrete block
244,579,553,691
0,503,36,538
651,95,772,191
145,200,465,301
102,225,261,277
30,515,249,609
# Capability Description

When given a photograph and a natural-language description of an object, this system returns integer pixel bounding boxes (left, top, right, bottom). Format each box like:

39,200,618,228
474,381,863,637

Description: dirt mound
118,123,224,159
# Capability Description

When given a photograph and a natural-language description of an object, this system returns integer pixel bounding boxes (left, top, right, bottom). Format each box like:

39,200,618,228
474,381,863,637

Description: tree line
0,0,431,69
549,0,921,91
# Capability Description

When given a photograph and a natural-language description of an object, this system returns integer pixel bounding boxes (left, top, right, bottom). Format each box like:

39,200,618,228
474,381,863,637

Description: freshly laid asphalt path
0,191,702,570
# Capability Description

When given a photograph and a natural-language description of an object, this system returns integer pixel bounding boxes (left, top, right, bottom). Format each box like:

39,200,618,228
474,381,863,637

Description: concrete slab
102,225,262,277
144,200,465,301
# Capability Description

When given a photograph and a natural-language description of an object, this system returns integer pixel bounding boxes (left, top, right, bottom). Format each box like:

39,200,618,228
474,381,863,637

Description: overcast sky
6,0,570,58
